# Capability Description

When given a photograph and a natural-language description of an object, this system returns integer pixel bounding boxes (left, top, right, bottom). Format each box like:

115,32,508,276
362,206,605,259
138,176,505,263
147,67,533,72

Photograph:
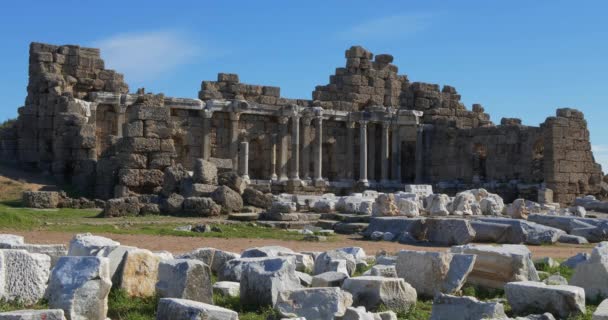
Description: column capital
278,116,289,125
382,121,391,130
359,119,369,126
202,109,214,119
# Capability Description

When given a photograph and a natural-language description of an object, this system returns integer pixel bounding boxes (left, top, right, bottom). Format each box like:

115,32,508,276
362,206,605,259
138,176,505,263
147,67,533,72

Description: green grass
400,300,434,320
535,261,575,281
107,290,157,320
214,294,281,320
0,201,331,241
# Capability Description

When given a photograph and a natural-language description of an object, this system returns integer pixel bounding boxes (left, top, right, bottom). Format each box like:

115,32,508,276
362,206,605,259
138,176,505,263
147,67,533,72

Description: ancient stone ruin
0,42,604,205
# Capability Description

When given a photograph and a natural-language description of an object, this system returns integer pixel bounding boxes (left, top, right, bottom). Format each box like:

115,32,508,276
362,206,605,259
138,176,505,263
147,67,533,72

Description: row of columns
200,111,404,185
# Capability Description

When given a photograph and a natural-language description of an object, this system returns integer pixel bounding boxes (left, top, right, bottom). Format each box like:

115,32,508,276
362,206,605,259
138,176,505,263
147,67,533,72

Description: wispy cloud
337,13,435,41
92,30,200,82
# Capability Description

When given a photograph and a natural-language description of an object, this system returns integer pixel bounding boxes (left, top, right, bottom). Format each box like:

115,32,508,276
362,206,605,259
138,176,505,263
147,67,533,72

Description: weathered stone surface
211,186,243,213
183,197,221,216
312,271,350,287
276,287,353,320
101,245,137,284
0,250,50,305
213,281,240,298
118,249,160,297
161,164,190,196
178,247,240,274
68,233,120,256
242,187,272,209
363,217,424,240
156,298,238,320
103,197,140,217
163,193,184,215
341,276,417,311
371,194,398,216
395,198,419,217
314,250,356,276
193,159,217,185
47,256,111,320
505,281,586,318
370,265,397,278
241,245,294,258
561,252,590,269
218,171,246,194
570,242,608,298
0,235,25,248
430,293,507,320
395,250,475,297
593,299,608,320
296,271,312,286
22,191,60,209
240,257,301,307
0,309,66,320
451,244,539,289
508,199,529,219
157,259,212,303
218,257,265,282
426,194,450,216
424,218,476,245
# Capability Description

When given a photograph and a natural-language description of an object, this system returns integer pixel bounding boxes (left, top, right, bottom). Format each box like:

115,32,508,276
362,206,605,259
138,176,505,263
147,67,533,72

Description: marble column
359,120,369,185
391,124,401,182
367,123,376,181
239,141,249,182
201,110,212,160
345,121,356,180
270,134,278,181
301,117,313,180
313,116,323,183
229,113,241,172
290,115,300,181
278,116,289,181
380,122,390,183
116,111,125,137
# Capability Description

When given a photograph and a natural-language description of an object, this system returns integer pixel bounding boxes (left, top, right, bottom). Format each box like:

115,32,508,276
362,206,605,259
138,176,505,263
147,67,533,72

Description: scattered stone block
0,250,50,304
275,287,353,320
311,271,349,287
430,293,507,320
341,276,417,311
22,191,60,209
192,159,217,184
157,259,212,303
505,281,586,318
314,250,356,276
0,309,66,320
118,249,161,297
424,218,476,245
240,257,301,307
68,233,120,256
571,242,608,298
593,299,608,320
213,281,240,298
156,298,238,320
47,256,111,320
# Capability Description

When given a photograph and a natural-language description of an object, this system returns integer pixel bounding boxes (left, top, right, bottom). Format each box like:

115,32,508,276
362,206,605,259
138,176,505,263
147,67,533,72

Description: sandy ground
9,230,593,259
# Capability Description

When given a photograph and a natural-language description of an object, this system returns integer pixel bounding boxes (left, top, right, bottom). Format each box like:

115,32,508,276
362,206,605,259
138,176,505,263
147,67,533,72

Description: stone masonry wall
543,108,604,204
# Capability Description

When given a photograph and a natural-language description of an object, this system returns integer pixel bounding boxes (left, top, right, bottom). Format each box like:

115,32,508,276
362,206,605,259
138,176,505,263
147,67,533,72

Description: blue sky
1,0,607,170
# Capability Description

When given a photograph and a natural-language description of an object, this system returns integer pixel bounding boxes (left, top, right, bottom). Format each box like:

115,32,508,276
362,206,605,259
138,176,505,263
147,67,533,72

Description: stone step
228,213,259,221
333,222,368,235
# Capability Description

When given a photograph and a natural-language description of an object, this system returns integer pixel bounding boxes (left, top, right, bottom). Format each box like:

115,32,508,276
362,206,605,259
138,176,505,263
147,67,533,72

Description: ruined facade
0,42,604,205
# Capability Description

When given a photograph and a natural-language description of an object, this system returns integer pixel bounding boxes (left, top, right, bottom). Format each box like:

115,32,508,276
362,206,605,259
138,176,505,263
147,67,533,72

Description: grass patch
0,299,48,312
107,289,157,320
535,262,575,281
462,285,505,300
214,294,281,320
400,299,433,320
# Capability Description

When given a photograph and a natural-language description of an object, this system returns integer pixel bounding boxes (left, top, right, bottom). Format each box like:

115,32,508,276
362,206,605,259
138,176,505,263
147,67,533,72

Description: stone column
301,116,313,180
239,141,250,182
313,116,323,184
290,115,300,181
201,110,213,160
278,116,289,181
345,121,355,180
391,124,401,182
270,134,278,181
359,120,369,185
380,122,390,183
415,125,425,184
229,113,241,172
367,123,376,181
116,111,125,137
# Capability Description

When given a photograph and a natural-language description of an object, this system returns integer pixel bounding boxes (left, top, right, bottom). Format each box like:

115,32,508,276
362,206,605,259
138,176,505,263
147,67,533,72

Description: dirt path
9,230,592,259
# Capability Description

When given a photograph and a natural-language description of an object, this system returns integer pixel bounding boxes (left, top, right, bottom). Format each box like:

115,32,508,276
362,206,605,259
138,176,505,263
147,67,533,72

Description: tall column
201,110,212,160
290,115,300,181
270,134,278,181
345,121,355,180
313,116,323,184
239,141,249,182
359,120,369,185
380,122,390,183
391,124,401,182
415,125,425,184
278,116,289,181
367,123,376,181
229,113,241,172
301,117,312,180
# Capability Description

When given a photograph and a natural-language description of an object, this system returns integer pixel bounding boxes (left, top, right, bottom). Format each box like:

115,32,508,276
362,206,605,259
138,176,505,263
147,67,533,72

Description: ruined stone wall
199,73,311,107
13,43,128,195
170,108,203,170
422,123,544,186
542,108,604,204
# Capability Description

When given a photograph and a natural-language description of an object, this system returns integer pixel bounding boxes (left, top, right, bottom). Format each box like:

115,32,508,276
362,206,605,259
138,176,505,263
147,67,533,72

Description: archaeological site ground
0,40,607,320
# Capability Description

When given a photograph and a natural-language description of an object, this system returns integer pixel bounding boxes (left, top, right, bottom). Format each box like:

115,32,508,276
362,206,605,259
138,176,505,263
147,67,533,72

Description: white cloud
337,13,434,41
92,30,200,82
